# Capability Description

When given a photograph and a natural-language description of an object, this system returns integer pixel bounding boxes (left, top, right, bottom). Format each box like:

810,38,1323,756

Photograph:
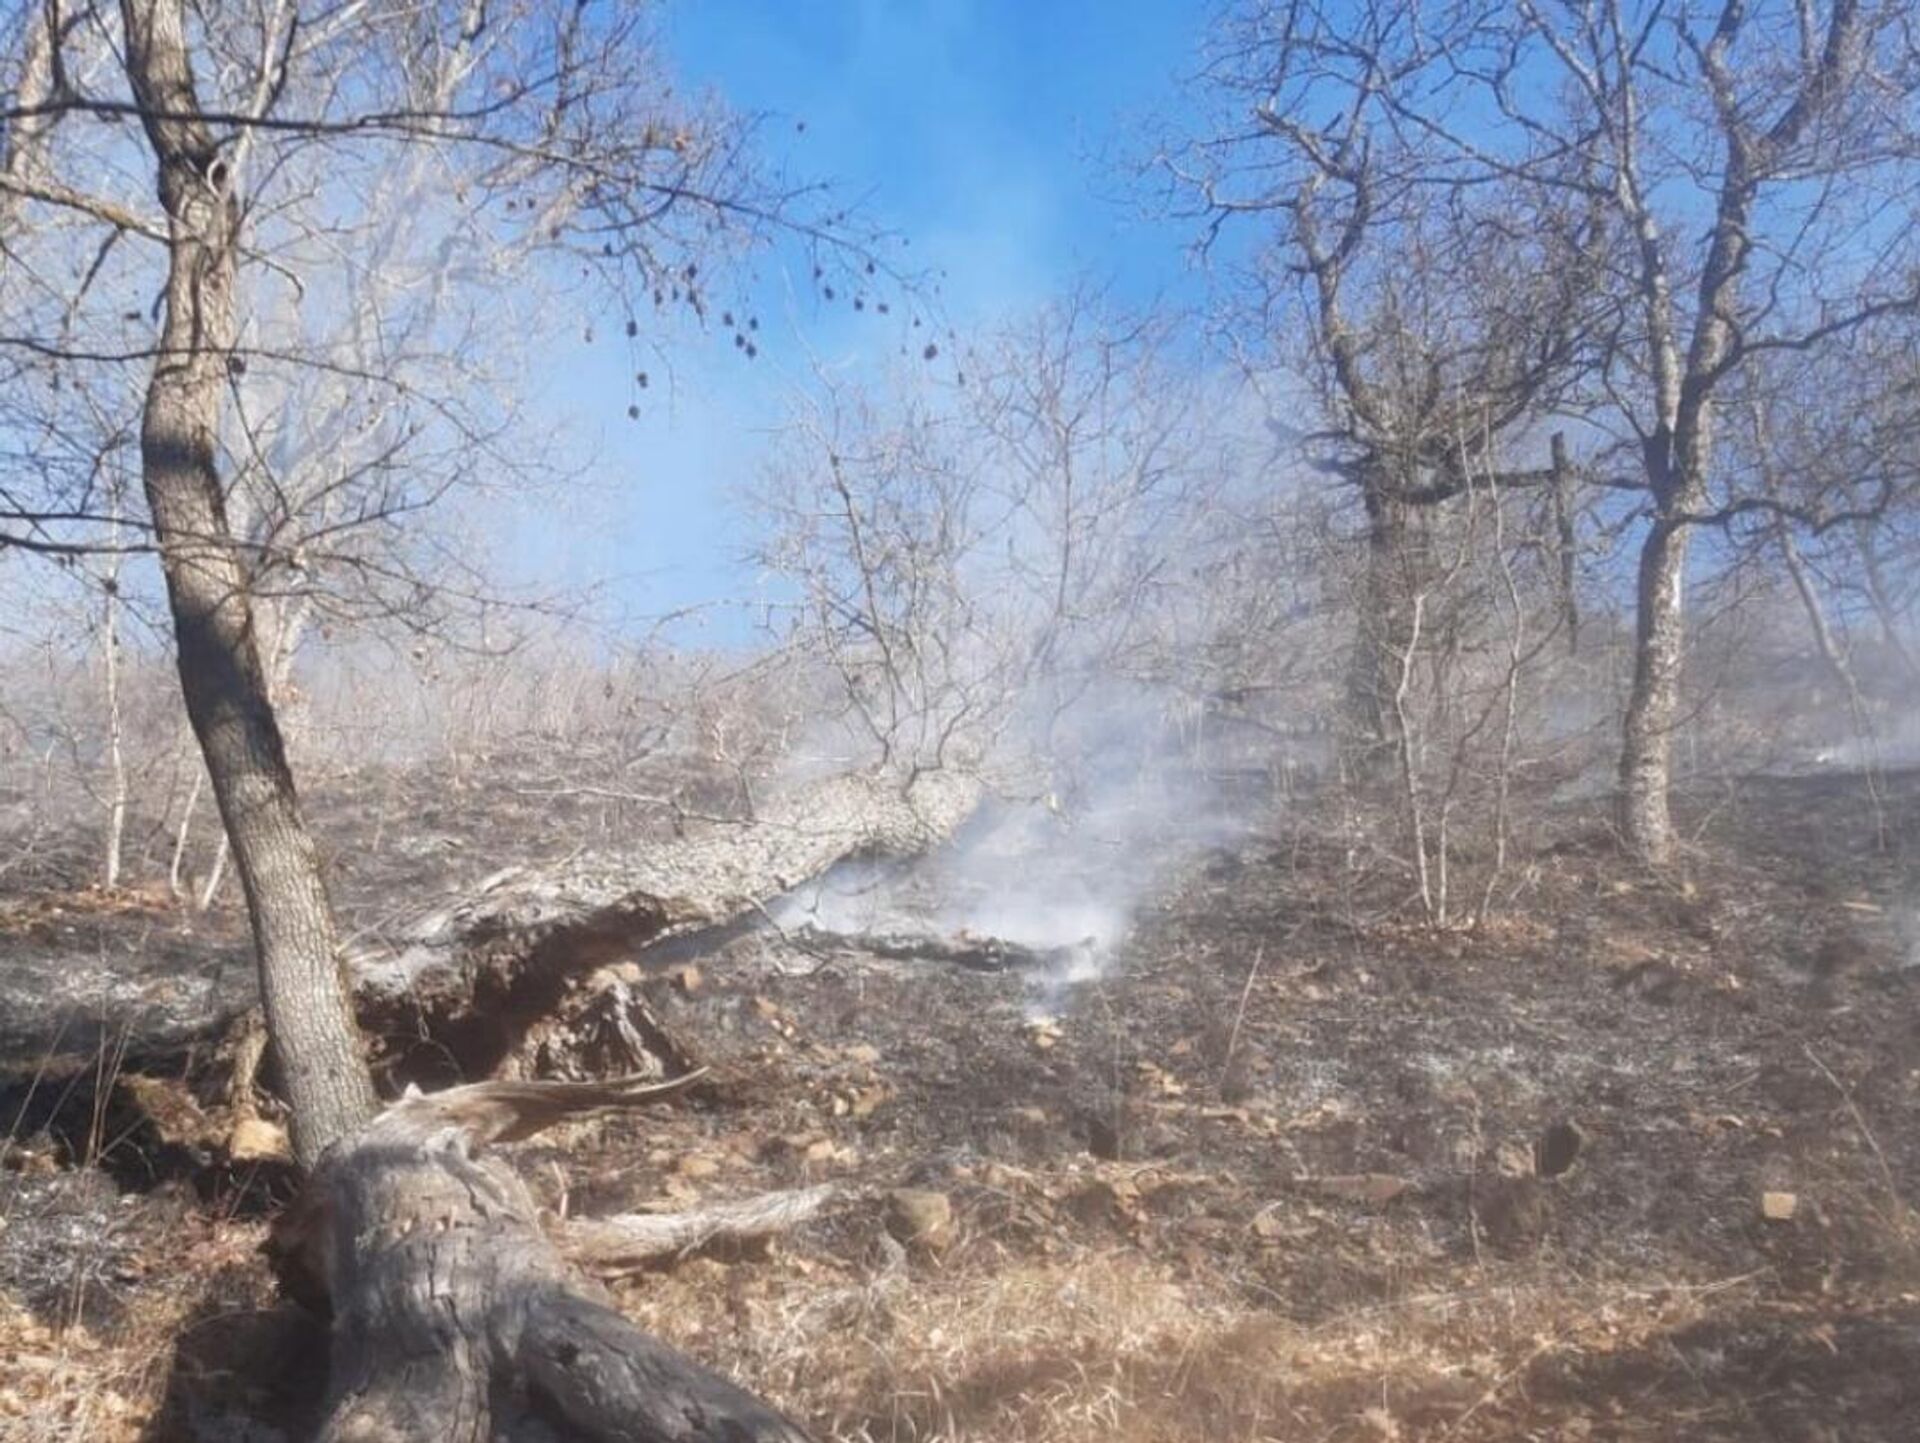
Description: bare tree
1166,4,1601,766
3,0,879,1164
758,296,1207,794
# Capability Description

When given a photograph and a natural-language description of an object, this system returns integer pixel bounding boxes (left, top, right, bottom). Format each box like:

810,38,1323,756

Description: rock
676,1154,721,1180
1024,1016,1062,1050
885,1188,954,1253
1761,1190,1799,1221
1494,1141,1535,1177
1251,1206,1308,1242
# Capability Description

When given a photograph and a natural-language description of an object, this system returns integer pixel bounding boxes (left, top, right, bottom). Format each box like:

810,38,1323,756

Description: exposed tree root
562,1183,840,1277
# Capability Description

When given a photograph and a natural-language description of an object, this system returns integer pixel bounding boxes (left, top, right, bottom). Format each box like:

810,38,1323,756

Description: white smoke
769,679,1263,1008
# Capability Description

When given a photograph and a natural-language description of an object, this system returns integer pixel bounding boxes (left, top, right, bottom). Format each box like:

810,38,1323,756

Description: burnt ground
3,764,1918,1442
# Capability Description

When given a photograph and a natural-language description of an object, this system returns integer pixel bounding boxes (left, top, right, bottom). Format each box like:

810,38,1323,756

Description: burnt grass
5,762,1920,1441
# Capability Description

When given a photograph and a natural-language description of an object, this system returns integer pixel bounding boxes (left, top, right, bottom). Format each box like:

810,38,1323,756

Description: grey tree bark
1617,515,1692,862
1343,483,1414,764
269,1074,817,1443
121,0,376,1166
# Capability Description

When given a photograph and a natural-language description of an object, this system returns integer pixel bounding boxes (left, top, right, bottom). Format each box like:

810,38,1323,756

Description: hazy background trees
1162,0,1920,866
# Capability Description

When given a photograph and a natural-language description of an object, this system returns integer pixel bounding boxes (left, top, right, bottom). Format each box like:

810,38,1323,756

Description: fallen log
269,1070,816,1442
562,1183,839,1276
347,770,979,1078
2,772,979,1163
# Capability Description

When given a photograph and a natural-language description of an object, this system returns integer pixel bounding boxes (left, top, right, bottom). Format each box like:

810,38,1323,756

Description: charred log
349,770,978,1081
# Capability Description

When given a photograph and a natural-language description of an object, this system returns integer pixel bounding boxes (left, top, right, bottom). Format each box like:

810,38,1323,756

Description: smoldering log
346,770,979,1075
269,1071,817,1443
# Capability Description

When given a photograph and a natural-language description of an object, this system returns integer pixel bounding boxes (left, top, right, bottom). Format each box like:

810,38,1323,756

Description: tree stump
268,1073,814,1442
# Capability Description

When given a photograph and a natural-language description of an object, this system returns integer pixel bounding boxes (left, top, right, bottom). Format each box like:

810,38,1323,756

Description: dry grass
1,1295,170,1443
1,1146,1912,1441
5,769,1918,1439
608,1237,1780,1443
0,1221,268,1443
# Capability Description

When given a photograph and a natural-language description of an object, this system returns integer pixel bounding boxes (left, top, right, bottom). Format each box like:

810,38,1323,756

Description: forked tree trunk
1617,515,1690,865
122,0,376,1165
269,1074,816,1443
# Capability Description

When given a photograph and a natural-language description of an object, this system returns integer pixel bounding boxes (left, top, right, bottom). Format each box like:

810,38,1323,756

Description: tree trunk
1855,515,1920,684
0,2,56,232
1343,483,1413,766
198,595,312,909
1549,431,1579,651
100,498,128,890
1617,515,1690,864
268,1075,817,1442
122,0,375,1166
167,763,202,900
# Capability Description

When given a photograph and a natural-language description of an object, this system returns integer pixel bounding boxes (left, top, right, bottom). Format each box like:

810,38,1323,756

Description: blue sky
518,0,1215,641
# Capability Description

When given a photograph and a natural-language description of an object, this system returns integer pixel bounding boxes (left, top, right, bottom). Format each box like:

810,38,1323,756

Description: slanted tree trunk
269,1074,816,1442
122,0,376,1165
196,597,309,909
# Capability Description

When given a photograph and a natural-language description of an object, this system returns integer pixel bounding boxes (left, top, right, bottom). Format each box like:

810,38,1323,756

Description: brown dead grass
0,1220,268,1443
5,1224,1911,1442
605,1237,1809,1443
0,884,179,939
0,1294,171,1443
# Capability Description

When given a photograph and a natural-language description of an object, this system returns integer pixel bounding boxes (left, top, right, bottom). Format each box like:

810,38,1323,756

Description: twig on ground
1218,943,1265,1091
